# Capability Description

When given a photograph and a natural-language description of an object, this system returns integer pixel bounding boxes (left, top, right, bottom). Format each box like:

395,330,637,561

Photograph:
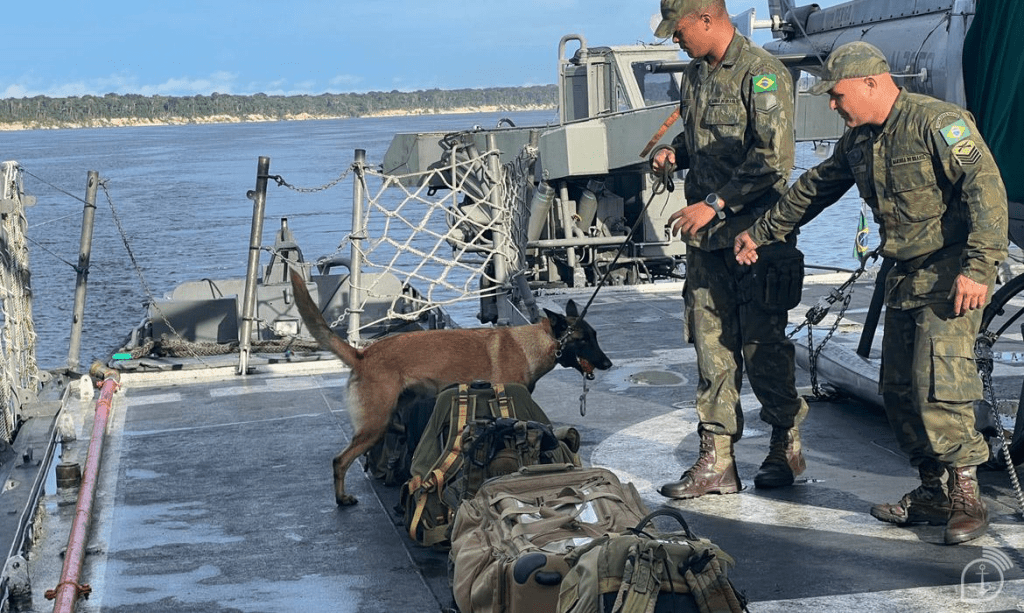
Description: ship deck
21,273,1024,612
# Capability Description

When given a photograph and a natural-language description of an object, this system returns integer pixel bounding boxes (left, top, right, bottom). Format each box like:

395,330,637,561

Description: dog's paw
336,493,359,506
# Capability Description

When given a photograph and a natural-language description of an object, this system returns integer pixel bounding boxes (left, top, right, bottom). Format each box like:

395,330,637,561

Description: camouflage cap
808,41,891,95
654,0,716,38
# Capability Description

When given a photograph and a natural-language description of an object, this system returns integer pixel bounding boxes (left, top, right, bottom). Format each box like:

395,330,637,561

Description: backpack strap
407,384,474,543
494,383,512,418
610,540,667,613
682,551,747,613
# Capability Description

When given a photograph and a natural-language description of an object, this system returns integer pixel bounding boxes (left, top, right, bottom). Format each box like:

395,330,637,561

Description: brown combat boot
870,459,950,526
753,426,806,488
945,465,989,545
660,431,740,499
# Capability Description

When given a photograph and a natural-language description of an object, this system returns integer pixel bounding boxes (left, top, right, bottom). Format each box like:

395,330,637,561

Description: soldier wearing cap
735,41,1008,545
651,0,809,500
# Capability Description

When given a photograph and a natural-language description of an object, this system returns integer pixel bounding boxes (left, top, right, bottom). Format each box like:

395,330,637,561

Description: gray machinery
382,37,691,291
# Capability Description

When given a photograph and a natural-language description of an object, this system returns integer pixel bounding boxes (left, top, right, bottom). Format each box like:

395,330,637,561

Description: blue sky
1,0,845,98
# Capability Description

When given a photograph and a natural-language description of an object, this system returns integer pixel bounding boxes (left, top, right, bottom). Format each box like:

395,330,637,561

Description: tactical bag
364,391,434,486
402,381,577,547
449,464,651,613
445,415,581,510
557,508,747,613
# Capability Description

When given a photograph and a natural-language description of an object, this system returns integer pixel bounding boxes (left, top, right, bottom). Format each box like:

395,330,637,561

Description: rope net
113,136,538,360
0,162,40,442
329,136,536,334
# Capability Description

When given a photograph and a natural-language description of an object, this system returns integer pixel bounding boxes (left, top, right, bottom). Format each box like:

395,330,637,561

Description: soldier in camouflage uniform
651,0,809,500
735,42,1008,545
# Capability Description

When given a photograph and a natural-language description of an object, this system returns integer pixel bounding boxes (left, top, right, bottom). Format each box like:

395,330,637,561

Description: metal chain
977,332,1024,516
101,181,214,367
788,249,878,341
805,292,852,399
579,375,589,417
264,166,353,193
989,399,1024,517
791,251,880,400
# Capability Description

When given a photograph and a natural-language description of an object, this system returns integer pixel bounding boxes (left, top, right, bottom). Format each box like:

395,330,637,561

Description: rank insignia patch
952,139,982,165
753,74,777,93
940,119,972,145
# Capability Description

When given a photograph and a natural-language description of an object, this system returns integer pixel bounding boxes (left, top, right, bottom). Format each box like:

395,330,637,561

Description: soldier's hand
734,231,760,265
652,148,676,174
669,202,716,238
951,274,989,316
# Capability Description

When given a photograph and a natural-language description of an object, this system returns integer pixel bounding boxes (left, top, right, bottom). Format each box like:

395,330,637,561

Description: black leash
560,147,677,416
571,145,676,326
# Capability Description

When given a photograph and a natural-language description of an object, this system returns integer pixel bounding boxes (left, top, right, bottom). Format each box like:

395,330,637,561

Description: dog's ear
544,308,568,335
565,300,580,318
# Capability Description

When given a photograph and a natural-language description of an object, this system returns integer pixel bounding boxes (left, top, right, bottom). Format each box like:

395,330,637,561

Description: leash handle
647,144,677,195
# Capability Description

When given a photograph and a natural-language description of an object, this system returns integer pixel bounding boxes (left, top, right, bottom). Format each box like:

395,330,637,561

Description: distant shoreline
0,104,556,132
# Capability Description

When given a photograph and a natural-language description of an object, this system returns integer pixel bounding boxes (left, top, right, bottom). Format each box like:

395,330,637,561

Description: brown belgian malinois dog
290,270,612,505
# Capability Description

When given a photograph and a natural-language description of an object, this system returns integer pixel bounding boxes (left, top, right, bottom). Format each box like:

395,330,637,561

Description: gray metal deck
22,278,1024,612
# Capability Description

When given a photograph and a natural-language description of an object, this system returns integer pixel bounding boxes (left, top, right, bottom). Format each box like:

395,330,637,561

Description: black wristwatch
705,193,726,220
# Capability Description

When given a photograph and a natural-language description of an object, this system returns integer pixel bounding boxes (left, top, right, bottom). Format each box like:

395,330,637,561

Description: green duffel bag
450,463,651,613
557,508,748,613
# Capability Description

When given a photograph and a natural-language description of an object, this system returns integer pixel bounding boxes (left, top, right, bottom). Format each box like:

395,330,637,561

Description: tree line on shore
0,85,559,128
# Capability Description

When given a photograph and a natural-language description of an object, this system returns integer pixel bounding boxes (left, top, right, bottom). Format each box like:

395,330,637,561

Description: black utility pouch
745,242,804,311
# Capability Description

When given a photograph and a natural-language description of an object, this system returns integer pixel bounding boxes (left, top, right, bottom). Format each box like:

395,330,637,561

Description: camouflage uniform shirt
750,89,1008,308
671,31,795,251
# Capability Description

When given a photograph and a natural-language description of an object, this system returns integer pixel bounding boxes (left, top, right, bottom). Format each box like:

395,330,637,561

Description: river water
1,109,869,370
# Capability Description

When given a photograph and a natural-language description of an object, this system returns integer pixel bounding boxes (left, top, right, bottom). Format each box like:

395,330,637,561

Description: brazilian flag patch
939,118,971,145
753,73,778,93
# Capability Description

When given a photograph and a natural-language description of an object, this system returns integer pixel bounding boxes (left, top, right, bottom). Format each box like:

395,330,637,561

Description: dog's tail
290,269,361,367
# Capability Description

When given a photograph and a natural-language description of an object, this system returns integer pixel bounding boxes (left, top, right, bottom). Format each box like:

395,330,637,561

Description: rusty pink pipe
48,363,120,612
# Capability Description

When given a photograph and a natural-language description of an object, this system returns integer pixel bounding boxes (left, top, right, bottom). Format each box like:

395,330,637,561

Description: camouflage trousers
880,301,988,468
684,246,808,439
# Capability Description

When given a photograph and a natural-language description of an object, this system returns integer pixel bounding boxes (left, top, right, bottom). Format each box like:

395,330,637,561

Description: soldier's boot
660,431,740,499
753,426,806,489
869,459,950,526
944,465,989,545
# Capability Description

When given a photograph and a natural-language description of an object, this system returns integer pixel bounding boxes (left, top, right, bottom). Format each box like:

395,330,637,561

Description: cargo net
0,162,41,443
327,135,536,334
